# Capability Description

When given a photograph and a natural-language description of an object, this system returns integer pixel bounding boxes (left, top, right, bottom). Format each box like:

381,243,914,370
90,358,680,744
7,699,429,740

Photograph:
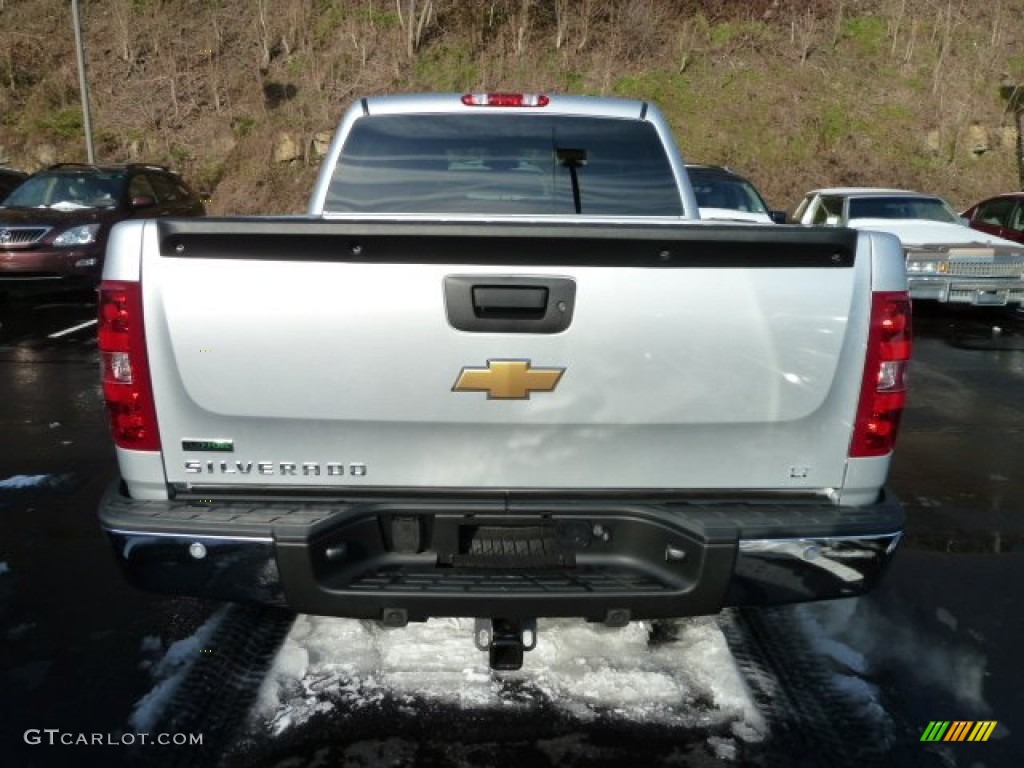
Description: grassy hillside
1,0,1022,214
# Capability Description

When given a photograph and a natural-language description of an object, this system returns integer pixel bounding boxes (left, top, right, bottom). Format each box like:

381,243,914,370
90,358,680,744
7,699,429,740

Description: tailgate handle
472,286,548,319
445,276,576,334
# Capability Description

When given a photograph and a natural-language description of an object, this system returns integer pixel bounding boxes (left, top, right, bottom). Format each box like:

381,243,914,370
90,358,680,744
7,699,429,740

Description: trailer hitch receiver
474,618,538,671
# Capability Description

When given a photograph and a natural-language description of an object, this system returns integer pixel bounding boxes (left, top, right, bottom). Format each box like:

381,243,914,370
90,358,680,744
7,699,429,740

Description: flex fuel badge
182,439,234,452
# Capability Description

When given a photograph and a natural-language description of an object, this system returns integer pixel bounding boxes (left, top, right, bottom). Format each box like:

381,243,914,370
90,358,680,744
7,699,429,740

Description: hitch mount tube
474,618,538,671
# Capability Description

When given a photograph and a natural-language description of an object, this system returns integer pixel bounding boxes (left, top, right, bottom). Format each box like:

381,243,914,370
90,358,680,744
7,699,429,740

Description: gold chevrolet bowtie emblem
452,359,565,400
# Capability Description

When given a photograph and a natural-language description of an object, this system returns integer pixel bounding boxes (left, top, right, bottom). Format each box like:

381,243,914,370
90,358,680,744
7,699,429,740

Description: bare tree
576,0,593,53
931,0,960,96
791,6,819,65
397,0,434,59
112,0,137,70
207,12,222,113
554,0,569,50
257,0,271,71
514,0,531,57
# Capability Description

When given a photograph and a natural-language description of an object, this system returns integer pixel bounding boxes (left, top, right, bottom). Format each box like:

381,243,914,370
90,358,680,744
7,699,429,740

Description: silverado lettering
183,461,366,476
97,92,911,671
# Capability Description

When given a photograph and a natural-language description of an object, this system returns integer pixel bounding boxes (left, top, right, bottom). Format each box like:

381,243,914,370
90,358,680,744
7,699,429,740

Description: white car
793,188,1024,305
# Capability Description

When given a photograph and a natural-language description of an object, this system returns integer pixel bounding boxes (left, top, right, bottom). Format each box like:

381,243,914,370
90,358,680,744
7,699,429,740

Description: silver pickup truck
98,93,911,669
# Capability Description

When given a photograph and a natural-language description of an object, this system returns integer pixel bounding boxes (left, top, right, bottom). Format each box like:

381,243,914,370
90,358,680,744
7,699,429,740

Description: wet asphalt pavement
0,294,221,767
0,293,1022,767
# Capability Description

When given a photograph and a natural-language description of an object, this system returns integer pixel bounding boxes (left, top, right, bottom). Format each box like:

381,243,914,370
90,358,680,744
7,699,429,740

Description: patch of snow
730,720,763,743
130,607,228,732
137,634,163,671
0,473,73,490
652,617,765,732
798,599,990,712
829,673,887,721
0,474,53,489
707,735,737,760
793,602,892,737
936,607,958,632
253,615,767,745
795,618,870,676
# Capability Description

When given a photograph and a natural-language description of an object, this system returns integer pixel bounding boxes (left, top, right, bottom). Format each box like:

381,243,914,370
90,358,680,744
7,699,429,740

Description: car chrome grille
948,288,1024,303
0,227,50,246
946,259,1024,278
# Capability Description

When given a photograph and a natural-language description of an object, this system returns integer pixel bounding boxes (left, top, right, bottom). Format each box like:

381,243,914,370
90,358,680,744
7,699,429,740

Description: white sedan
792,188,1024,305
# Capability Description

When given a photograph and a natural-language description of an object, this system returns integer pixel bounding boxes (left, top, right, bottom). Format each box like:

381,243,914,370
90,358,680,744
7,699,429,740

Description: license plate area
450,524,574,568
974,289,1008,306
288,504,717,617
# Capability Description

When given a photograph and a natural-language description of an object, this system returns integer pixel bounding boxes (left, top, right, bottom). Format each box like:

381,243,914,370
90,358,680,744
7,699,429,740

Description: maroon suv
0,167,28,199
962,192,1024,245
0,163,205,293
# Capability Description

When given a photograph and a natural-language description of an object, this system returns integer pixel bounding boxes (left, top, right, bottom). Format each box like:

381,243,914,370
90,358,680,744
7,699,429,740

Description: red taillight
850,291,912,457
98,280,161,452
461,92,550,107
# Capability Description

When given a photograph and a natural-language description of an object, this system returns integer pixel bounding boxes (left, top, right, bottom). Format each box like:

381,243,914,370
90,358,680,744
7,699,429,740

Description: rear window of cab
325,114,683,216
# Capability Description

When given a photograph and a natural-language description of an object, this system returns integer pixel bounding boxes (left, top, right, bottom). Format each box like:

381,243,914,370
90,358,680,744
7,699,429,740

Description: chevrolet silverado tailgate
136,218,871,494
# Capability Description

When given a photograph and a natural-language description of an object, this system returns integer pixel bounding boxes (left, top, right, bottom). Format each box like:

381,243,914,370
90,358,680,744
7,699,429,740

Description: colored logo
920,721,997,742
452,359,565,400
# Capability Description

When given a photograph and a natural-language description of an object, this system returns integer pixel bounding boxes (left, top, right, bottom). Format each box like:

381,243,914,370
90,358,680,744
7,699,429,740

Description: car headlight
53,223,101,247
906,259,946,274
